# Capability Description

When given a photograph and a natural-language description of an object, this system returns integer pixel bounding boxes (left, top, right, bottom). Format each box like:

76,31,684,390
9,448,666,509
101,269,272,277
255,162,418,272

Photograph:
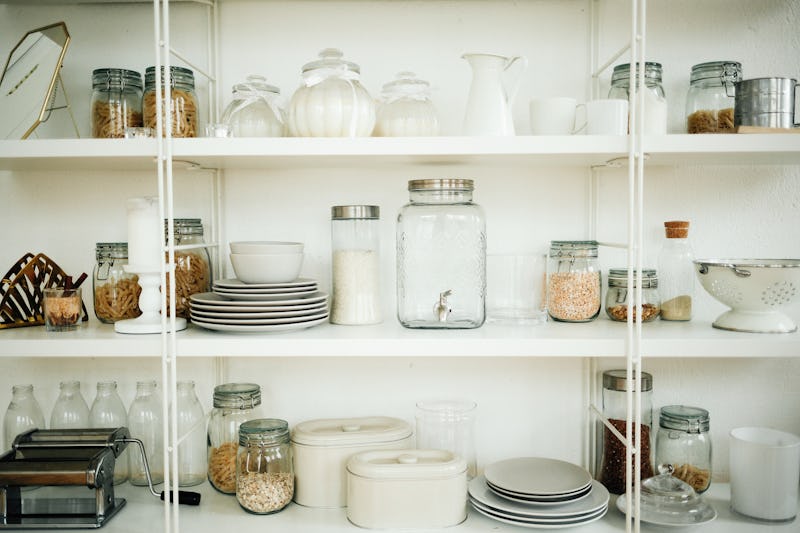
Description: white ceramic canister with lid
346,449,468,529
290,416,413,507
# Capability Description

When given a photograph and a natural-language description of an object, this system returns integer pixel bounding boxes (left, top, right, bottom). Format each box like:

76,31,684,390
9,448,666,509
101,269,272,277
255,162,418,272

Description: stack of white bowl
230,241,304,284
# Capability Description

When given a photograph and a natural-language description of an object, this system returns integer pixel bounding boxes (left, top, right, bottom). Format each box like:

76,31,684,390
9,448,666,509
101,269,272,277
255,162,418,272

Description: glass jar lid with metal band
605,268,661,322
655,405,712,494
686,61,742,134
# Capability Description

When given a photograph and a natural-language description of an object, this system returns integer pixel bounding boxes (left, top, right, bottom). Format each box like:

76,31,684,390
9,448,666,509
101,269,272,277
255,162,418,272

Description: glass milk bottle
3,384,45,449
331,205,382,325
89,381,129,484
175,380,206,487
128,380,164,486
658,221,695,321
50,380,90,429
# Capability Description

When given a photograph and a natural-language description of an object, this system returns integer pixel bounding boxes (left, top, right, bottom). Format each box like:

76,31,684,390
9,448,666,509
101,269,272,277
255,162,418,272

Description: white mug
585,99,628,135
529,97,580,135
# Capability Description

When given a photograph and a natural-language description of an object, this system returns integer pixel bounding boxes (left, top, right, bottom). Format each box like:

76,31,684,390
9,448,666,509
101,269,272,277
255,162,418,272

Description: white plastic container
291,416,413,508
346,449,468,529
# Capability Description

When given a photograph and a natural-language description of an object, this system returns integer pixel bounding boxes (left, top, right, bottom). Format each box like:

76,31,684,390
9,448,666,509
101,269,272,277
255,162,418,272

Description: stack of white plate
469,457,609,529
188,278,328,332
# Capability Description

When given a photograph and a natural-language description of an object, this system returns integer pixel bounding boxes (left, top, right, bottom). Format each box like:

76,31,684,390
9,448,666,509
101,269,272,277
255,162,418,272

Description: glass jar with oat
207,383,262,494
164,218,211,319
547,241,601,322
236,418,294,514
686,61,741,134
655,405,712,494
93,242,141,323
605,268,661,322
91,68,143,138
143,66,198,138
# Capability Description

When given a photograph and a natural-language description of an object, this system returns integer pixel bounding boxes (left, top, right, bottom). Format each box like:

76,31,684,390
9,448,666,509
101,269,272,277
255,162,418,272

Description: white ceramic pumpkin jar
287,48,376,137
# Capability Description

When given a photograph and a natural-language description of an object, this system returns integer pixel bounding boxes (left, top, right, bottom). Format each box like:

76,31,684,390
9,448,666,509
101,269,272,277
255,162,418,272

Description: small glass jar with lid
93,242,142,323
605,268,661,323
331,205,382,325
374,72,439,137
143,66,198,138
397,179,486,329
547,241,601,323
288,48,376,137
221,74,284,137
91,68,143,138
608,62,667,134
655,405,712,494
236,418,294,514
164,218,212,319
685,61,741,134
207,383,263,494
597,369,654,495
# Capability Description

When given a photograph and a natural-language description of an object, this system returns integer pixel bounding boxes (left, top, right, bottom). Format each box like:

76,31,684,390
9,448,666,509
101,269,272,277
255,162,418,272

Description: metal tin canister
734,77,798,128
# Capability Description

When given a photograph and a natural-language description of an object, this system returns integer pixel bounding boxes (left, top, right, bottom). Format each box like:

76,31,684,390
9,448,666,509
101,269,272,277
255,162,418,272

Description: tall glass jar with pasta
91,68,143,138
93,242,141,323
143,66,198,138
165,219,211,319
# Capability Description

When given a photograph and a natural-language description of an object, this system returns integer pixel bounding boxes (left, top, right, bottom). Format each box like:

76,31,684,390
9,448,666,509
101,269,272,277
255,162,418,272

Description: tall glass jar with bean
547,241,601,322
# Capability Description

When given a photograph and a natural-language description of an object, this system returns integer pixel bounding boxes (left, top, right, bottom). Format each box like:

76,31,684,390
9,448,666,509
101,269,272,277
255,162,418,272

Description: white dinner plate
469,476,609,519
190,310,328,325
213,287,317,301
190,291,328,307
213,278,317,289
470,500,607,529
190,315,328,333
484,457,593,497
190,305,327,320
190,300,327,313
470,497,607,523
211,282,317,293
615,493,716,527
488,480,592,505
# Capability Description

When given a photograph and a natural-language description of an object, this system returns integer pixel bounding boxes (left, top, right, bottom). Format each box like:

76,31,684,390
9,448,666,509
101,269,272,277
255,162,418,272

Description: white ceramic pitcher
462,53,527,136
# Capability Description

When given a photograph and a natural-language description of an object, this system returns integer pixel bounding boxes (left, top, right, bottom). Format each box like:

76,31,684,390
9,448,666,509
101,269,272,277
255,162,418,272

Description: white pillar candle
126,196,162,270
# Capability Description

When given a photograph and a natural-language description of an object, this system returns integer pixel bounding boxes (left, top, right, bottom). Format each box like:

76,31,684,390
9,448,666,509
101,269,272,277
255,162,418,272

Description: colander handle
697,263,751,277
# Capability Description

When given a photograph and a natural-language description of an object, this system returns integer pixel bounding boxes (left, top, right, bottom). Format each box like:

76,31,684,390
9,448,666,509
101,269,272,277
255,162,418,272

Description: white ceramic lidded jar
288,48,376,137
374,72,439,136
221,74,284,137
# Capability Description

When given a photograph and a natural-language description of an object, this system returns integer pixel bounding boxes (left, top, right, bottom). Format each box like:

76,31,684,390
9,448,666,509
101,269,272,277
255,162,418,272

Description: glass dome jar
609,62,667,134
397,179,486,329
547,241,601,323
655,405,712,494
288,48,375,137
93,242,141,323
374,71,439,137
143,66,198,138
207,383,263,494
165,218,212,319
605,268,661,323
221,74,284,137
685,61,741,134
91,68,143,138
236,418,293,514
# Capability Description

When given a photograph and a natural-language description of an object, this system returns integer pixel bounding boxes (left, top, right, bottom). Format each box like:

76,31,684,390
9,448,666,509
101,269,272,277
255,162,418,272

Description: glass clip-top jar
236,418,294,514
609,62,667,134
143,65,198,138
91,68,143,138
375,71,440,137
93,242,142,323
655,405,712,494
605,268,661,322
221,74,284,137
686,61,742,133
164,218,212,319
547,241,601,323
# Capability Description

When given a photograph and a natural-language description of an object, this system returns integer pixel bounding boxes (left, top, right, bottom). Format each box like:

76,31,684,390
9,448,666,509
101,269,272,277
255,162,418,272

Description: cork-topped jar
658,221,695,321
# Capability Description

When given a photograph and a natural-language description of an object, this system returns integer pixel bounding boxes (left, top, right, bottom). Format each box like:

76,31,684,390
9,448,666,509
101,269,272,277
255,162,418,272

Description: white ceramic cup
529,97,580,135
582,99,629,135
729,426,800,522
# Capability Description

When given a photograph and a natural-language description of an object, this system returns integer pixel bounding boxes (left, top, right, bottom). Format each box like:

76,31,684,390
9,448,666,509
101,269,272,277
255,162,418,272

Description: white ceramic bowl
694,259,800,333
230,252,303,284
229,241,304,255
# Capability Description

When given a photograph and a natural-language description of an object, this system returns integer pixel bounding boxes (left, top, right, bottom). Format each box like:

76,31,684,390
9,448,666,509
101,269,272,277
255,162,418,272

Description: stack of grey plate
188,278,328,332
469,457,609,529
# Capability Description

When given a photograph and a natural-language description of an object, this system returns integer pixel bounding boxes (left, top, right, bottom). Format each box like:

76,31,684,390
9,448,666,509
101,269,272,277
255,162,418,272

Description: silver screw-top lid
331,205,380,220
659,405,710,433
408,179,474,191
602,369,653,392
213,382,261,409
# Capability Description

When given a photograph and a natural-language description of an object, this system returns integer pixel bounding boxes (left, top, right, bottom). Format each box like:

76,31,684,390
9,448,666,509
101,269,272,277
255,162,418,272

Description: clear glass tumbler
415,399,477,479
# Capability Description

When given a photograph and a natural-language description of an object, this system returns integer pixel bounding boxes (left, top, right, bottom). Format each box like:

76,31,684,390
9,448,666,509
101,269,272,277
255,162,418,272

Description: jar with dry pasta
656,405,712,494
547,240,601,322
93,242,141,323
165,218,211,319
237,418,294,514
685,61,741,134
143,66,198,137
91,69,143,138
208,383,263,494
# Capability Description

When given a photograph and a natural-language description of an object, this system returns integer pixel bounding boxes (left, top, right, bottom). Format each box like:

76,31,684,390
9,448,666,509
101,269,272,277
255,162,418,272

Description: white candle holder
114,267,187,334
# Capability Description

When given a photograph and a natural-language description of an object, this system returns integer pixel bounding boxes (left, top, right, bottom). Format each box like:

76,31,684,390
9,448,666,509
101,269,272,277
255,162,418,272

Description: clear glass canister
686,61,741,134
207,383,263,494
288,48,376,137
547,241,601,322
397,179,486,329
164,218,212,319
94,242,142,323
658,221,695,321
374,71,439,137
143,66,198,138
221,74,284,137
655,405,712,494
331,205,381,325
608,62,667,134
91,68,143,138
236,418,294,514
605,268,661,322
597,369,654,495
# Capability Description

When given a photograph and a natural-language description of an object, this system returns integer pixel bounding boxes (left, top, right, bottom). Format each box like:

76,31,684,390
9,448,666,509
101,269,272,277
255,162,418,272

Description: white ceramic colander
694,259,800,333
